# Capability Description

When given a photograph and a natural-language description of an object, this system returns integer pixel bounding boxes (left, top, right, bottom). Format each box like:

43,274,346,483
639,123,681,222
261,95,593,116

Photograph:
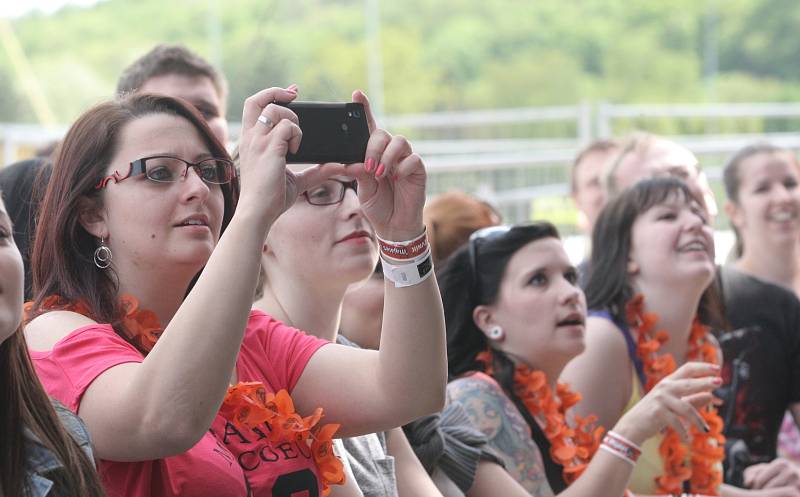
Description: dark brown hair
586,176,725,330
116,44,227,104
1,329,106,497
29,93,238,346
438,222,562,379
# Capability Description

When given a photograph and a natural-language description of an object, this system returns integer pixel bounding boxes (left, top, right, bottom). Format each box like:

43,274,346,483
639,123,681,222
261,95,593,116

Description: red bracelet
376,229,428,262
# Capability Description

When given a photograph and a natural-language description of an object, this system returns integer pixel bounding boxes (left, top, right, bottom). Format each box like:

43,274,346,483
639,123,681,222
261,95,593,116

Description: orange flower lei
477,350,608,488
625,294,725,495
28,295,344,496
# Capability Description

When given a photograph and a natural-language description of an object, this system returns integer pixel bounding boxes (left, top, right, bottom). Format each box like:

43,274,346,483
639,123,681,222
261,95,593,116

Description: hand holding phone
279,101,370,164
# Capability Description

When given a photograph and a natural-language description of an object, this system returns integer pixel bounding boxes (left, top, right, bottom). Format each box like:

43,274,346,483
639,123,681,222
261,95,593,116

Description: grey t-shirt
337,335,399,497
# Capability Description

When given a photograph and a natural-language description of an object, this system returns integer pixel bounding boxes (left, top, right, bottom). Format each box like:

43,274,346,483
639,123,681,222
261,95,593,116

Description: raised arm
292,90,447,435
27,87,350,461
563,362,720,497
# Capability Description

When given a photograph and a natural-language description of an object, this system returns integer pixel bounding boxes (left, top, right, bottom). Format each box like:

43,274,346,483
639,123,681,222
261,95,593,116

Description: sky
0,0,101,19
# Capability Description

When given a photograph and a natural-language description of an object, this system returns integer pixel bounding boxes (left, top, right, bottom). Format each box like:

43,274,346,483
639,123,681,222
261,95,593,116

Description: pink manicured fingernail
375,164,385,177
712,377,722,385
365,158,375,172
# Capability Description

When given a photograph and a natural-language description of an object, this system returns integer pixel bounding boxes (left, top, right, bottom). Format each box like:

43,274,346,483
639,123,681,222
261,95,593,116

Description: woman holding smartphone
250,92,447,497
25,87,446,497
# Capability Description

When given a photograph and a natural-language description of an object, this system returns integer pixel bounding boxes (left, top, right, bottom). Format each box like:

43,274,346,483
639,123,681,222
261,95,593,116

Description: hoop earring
487,325,504,341
94,237,112,269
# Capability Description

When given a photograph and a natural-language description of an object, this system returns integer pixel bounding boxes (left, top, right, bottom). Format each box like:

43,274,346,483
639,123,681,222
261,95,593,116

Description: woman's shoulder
245,309,328,347
447,374,552,495
584,314,631,355
446,373,522,437
447,372,506,401
25,310,106,352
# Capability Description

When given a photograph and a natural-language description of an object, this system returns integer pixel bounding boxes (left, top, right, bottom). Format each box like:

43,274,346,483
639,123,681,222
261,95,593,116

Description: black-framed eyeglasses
94,155,234,190
303,179,358,206
467,225,512,298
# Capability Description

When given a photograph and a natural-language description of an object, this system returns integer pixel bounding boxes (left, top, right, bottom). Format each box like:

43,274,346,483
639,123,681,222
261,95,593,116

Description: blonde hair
602,132,661,198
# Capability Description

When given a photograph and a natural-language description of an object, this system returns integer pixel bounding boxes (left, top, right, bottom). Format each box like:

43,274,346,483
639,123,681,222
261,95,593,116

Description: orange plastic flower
626,294,724,495
312,423,345,497
478,348,629,497
34,294,346,494
117,295,163,352
219,384,344,494
26,294,92,322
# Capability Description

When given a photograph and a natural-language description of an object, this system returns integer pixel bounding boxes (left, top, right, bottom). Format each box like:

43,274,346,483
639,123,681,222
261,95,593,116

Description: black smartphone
279,101,370,164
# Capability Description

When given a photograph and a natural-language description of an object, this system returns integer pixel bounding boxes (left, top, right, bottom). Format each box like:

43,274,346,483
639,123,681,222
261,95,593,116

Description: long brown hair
0,329,105,496
586,177,725,330
28,94,238,344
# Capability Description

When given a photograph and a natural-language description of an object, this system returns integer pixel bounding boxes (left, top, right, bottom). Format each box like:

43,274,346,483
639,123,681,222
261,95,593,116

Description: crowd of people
2,43,800,497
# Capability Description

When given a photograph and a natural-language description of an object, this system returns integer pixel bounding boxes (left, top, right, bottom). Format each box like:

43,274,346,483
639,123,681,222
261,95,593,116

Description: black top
0,158,52,300
717,265,800,462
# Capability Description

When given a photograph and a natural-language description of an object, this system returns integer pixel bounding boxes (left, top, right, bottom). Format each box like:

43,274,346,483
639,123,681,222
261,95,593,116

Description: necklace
625,294,724,495
477,350,605,487
31,294,344,496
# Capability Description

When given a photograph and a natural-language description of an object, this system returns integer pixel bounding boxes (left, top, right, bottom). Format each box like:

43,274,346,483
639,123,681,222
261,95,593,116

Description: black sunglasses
467,226,513,299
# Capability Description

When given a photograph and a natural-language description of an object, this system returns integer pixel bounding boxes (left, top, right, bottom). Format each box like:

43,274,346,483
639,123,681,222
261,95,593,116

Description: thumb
352,90,377,133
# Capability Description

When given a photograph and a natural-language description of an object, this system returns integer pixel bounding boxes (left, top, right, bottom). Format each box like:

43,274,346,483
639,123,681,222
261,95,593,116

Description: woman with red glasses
24,88,446,497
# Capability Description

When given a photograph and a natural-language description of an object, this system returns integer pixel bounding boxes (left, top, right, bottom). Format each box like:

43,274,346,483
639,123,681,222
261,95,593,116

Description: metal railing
4,101,800,232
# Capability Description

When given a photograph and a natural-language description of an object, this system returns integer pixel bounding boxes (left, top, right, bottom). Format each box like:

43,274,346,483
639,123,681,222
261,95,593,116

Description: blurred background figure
719,142,800,481
604,132,718,220
570,138,620,235
116,44,230,145
0,157,50,299
423,191,502,266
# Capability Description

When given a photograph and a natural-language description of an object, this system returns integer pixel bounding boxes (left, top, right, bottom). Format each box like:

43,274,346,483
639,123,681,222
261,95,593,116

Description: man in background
116,44,230,145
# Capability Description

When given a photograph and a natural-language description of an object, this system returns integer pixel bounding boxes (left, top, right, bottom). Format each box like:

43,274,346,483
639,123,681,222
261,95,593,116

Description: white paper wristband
381,253,433,288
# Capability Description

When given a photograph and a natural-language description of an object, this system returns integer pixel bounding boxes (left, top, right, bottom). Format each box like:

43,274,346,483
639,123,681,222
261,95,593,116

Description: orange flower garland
476,351,613,490
625,294,725,495
29,295,345,496
219,383,344,496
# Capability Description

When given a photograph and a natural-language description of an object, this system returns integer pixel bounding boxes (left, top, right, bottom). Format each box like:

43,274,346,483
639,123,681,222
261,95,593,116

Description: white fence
4,102,800,232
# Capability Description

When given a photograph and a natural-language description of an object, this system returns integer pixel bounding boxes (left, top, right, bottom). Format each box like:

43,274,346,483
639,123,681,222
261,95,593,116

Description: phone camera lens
352,109,361,119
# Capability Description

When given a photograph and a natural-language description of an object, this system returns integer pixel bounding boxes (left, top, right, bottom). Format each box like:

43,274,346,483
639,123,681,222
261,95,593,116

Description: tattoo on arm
447,377,555,497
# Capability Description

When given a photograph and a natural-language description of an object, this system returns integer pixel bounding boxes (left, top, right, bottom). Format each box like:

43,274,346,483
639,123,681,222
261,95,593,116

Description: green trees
1,0,798,124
